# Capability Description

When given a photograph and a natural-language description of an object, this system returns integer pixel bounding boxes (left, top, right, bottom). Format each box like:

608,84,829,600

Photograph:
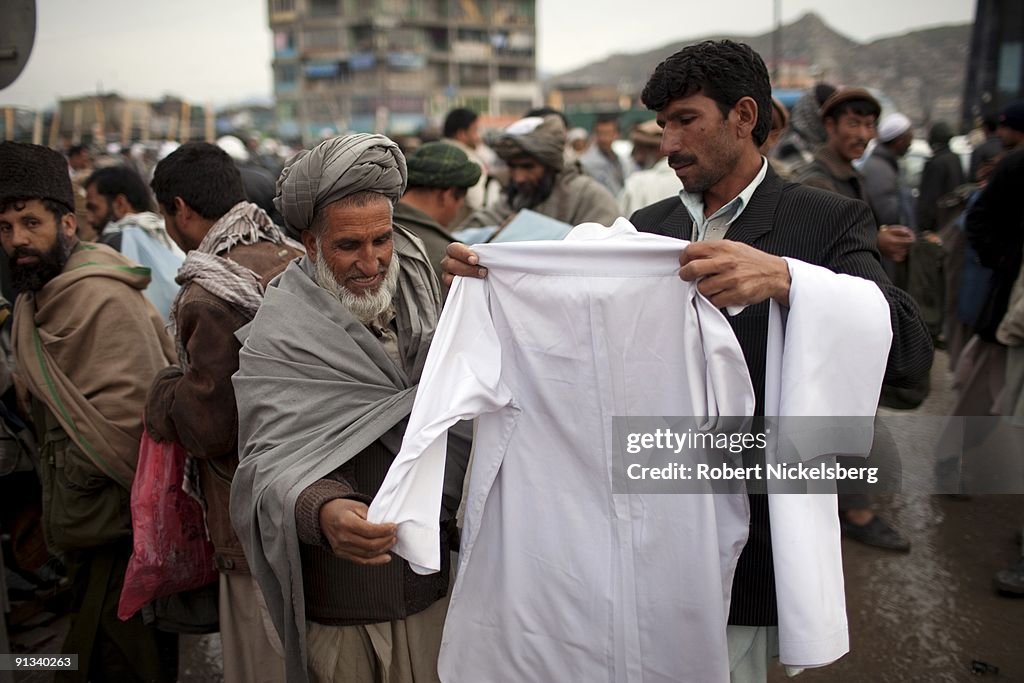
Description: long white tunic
371,220,754,682
369,219,893,680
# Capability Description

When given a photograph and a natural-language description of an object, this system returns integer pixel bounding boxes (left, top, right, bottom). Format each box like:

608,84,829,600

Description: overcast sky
0,0,975,110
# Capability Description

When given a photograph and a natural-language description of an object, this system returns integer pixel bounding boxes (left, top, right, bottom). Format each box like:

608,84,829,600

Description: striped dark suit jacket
630,166,933,625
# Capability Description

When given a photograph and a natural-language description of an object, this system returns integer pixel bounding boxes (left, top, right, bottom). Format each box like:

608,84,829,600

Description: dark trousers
58,539,178,683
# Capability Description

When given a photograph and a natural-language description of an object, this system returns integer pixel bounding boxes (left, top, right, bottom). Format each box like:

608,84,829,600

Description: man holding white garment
231,134,469,683
441,40,933,681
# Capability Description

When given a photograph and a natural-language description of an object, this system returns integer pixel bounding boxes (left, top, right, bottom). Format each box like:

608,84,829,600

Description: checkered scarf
169,201,300,369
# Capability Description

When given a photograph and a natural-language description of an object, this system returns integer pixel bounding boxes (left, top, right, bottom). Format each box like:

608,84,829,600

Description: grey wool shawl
230,226,440,682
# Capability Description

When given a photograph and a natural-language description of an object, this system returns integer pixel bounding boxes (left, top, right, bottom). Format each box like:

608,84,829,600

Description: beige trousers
219,573,286,683
727,625,805,682
306,594,449,683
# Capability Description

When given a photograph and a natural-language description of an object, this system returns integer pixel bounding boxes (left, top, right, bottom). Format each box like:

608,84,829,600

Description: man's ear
301,229,318,260
59,211,78,241
172,196,192,223
732,96,759,140
112,193,132,219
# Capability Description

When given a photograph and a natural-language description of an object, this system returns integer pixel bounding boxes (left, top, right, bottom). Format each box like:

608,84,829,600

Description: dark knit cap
0,142,75,212
406,142,482,189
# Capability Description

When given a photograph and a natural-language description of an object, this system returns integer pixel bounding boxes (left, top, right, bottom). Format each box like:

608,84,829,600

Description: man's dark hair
86,166,154,213
928,121,954,147
641,40,772,146
824,99,880,123
67,144,89,159
0,197,71,222
150,142,246,220
443,108,479,138
594,114,620,129
982,114,998,134
524,106,569,128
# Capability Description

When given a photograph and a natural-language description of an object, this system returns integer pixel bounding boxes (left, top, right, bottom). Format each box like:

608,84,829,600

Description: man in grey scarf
231,133,469,683
459,114,620,228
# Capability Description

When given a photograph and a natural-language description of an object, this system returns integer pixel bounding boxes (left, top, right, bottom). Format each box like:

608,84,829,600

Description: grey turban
492,115,566,172
274,133,407,237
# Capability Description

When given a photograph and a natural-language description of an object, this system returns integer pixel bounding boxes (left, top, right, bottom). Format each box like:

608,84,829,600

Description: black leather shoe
841,516,911,552
994,558,1024,596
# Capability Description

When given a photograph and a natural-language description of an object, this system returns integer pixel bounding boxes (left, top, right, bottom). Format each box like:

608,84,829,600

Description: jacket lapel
724,167,783,246
655,202,692,240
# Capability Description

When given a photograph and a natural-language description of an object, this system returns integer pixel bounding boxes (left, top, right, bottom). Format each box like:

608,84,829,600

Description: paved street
770,351,1024,682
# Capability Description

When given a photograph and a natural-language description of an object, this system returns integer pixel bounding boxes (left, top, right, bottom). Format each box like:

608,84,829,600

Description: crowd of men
0,36,1022,683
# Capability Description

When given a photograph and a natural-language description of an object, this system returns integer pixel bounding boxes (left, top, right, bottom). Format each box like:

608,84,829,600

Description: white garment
370,219,893,679
372,219,754,682
764,258,892,669
618,157,682,216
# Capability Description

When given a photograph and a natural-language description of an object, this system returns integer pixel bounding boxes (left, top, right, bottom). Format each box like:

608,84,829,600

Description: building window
493,0,533,26
275,64,298,93
455,0,484,22
498,66,532,82
304,28,341,52
310,0,337,18
271,0,295,13
351,24,376,51
275,30,297,58
458,63,490,88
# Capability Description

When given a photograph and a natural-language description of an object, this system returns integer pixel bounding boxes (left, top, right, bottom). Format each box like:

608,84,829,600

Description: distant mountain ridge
548,12,970,126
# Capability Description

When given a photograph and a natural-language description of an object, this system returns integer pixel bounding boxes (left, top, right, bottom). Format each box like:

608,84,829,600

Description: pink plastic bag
118,429,218,621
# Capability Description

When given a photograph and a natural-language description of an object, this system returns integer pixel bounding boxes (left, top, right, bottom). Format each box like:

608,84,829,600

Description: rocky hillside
548,12,970,126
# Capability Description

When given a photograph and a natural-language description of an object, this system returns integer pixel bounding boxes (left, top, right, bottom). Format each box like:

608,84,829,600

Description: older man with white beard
230,134,469,683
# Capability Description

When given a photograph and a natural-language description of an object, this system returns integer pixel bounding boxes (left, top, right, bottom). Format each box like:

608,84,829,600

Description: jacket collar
723,165,783,246
647,165,785,244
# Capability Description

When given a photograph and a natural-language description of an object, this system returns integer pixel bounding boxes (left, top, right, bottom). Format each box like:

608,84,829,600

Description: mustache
668,153,697,168
348,262,387,276
11,246,44,260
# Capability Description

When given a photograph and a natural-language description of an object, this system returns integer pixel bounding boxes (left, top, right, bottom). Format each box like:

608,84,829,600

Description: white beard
313,248,401,324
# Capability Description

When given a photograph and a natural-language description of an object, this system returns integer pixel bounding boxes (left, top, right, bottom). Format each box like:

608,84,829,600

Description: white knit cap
877,113,912,143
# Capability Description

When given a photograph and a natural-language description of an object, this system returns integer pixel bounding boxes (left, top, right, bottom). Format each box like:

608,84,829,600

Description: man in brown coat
145,142,302,683
1,142,178,682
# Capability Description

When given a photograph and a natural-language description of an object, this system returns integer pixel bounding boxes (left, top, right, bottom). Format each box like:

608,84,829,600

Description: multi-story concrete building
269,0,541,143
